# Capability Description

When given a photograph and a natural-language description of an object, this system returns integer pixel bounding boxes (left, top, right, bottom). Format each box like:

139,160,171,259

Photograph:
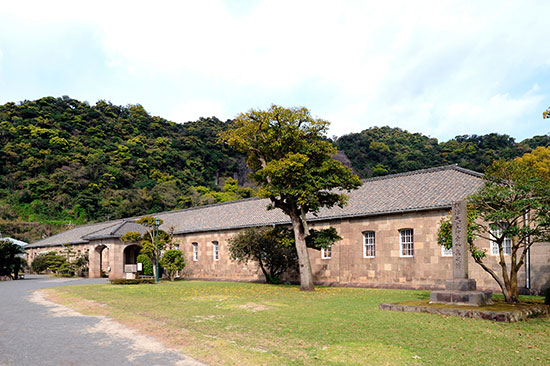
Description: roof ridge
28,165,485,246
109,221,133,235
30,198,266,245
81,221,125,239
32,216,128,246
360,164,483,183
448,165,484,177
142,166,483,217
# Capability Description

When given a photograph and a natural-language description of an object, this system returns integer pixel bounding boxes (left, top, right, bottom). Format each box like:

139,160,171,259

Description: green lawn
49,281,550,366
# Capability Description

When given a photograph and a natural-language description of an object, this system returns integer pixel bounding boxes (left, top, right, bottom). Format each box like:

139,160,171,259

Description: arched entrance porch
123,244,141,279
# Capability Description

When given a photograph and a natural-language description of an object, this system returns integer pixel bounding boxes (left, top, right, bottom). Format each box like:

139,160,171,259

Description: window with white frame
490,226,512,256
212,241,219,261
399,229,414,257
192,242,198,261
441,245,452,257
321,246,332,259
363,231,375,258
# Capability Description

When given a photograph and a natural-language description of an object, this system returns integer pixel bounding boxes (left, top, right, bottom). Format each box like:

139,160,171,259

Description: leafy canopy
220,105,359,291
514,146,550,180
440,151,550,303
0,240,25,279
0,96,249,241
220,105,361,214
228,226,299,284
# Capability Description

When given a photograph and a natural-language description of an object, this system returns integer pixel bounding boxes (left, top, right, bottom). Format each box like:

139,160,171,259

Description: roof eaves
307,204,453,223
83,234,123,240
174,219,291,235
24,240,89,249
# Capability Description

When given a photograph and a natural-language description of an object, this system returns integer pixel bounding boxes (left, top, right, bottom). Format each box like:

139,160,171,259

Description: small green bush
109,278,155,285
137,254,153,276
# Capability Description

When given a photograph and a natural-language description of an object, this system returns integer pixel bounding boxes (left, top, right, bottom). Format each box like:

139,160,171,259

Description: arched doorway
123,244,141,279
90,244,110,278
97,245,110,277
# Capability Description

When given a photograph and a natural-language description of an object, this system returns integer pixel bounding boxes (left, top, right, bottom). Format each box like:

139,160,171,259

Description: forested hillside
1,96,548,242
335,126,550,178
0,97,251,242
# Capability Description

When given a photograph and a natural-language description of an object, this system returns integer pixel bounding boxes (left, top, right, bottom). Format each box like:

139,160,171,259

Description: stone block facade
23,165,550,294
172,209,550,294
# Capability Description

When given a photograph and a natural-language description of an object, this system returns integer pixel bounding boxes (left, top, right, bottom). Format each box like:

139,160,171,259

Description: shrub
109,278,155,285
159,249,185,281
137,253,153,276
31,251,66,274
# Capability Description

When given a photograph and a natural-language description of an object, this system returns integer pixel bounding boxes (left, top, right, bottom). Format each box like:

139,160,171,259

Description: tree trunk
151,258,157,281
290,215,315,291
474,257,511,303
257,259,271,283
497,244,515,303
509,269,520,303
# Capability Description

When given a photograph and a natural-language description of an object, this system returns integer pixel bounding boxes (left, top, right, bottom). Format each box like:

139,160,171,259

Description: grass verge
48,281,550,366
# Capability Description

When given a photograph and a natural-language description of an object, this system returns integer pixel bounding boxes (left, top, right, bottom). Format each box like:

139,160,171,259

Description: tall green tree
441,153,550,303
220,105,361,291
0,240,25,279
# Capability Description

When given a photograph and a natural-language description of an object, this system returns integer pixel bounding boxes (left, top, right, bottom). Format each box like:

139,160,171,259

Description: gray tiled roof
82,221,149,240
26,165,483,249
0,237,28,247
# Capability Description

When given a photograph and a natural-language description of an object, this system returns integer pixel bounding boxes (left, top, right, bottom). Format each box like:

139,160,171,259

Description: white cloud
0,0,549,141
168,99,226,123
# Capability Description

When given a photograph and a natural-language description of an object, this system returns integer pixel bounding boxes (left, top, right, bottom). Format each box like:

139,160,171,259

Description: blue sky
0,0,549,142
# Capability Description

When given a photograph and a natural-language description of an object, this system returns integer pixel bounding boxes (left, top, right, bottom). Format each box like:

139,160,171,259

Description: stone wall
24,208,550,294
175,230,264,282
174,209,550,294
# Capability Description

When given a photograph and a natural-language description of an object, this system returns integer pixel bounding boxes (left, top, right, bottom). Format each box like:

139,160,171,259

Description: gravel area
0,275,205,366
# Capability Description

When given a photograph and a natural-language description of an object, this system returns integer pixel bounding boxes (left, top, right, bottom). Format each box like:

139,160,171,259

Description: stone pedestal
430,279,493,306
445,278,476,291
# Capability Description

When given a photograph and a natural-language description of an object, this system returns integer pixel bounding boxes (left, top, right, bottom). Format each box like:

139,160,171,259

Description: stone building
24,166,550,294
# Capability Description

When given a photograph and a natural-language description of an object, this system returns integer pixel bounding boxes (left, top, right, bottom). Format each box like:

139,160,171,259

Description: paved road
0,275,204,366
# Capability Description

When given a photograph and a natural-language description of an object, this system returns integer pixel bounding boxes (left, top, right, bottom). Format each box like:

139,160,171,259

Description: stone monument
430,200,493,306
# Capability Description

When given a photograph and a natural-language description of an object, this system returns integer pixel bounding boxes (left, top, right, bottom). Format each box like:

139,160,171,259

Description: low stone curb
379,302,550,322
